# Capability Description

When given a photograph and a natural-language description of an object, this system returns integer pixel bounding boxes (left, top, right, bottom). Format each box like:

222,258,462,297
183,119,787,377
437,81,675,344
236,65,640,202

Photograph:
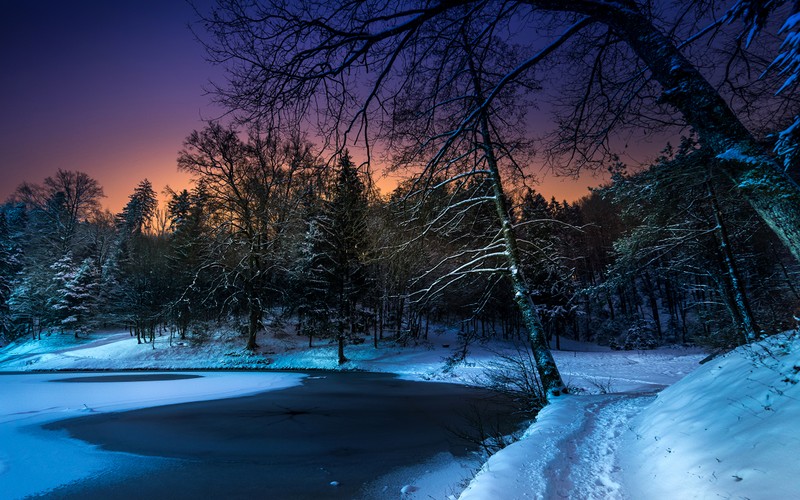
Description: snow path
544,394,654,500
460,393,654,500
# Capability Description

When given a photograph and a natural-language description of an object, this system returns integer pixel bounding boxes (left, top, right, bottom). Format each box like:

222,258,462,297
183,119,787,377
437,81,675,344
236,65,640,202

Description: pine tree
166,185,210,338
118,179,157,235
114,181,169,345
312,151,370,364
292,216,330,346
50,256,99,338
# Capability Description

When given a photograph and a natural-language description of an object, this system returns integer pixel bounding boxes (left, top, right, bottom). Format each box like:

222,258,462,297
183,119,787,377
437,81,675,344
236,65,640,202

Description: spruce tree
51,256,99,338
313,151,370,364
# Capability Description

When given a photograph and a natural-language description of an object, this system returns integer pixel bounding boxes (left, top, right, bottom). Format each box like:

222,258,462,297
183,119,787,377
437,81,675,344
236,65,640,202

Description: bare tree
199,0,800,259
13,169,104,255
177,122,318,350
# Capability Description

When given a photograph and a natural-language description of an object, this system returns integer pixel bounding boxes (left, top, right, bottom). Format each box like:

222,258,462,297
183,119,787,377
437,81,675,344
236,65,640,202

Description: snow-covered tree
601,138,799,347
0,205,23,339
291,215,329,345
772,6,800,172
50,256,100,338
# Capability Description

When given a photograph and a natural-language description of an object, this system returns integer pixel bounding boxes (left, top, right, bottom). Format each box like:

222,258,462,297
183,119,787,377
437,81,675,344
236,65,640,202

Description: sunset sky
2,1,615,213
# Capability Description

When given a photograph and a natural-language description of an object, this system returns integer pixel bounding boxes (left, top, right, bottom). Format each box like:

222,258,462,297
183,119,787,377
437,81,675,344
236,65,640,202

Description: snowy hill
624,333,800,499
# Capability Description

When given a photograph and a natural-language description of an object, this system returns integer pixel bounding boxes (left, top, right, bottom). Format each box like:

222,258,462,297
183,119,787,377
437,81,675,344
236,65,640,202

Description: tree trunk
464,44,566,399
337,318,347,365
533,0,800,263
642,272,662,340
480,123,565,397
707,181,760,342
246,300,261,351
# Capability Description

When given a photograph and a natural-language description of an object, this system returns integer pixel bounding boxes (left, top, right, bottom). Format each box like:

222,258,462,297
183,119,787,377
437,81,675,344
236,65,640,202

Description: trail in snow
459,393,657,500
543,394,654,500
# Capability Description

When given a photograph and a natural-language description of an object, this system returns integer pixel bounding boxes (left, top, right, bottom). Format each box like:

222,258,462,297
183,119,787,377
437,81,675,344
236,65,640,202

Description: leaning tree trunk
472,110,566,399
484,135,567,399
531,0,800,264
464,44,567,400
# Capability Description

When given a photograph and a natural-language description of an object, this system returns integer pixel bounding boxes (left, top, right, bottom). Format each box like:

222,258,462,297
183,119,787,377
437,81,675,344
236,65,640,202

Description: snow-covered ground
0,327,701,394
462,332,800,499
624,333,800,499
2,328,794,499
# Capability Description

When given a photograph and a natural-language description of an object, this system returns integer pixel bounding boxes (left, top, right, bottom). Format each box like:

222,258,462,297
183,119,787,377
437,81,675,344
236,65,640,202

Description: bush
479,342,547,417
610,321,658,350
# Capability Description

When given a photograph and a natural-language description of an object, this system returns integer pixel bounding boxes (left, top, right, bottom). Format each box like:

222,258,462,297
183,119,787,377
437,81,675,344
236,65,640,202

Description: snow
0,328,704,394
624,332,800,499
716,147,762,165
461,332,800,499
7,327,793,499
363,452,479,500
775,11,800,94
0,371,304,499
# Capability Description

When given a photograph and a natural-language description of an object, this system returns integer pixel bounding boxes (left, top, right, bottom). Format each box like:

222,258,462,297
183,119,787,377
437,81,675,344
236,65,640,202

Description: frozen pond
2,371,524,499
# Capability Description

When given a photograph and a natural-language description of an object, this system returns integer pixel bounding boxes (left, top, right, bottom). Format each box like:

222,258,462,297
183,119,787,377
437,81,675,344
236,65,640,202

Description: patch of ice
0,372,305,499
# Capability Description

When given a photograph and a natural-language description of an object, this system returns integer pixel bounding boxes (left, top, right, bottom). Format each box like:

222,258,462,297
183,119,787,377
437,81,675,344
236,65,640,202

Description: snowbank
624,332,800,499
460,332,800,499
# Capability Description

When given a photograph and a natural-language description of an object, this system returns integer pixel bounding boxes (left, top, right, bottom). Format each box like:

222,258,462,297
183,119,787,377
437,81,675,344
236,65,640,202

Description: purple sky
1,1,613,213
1,0,222,212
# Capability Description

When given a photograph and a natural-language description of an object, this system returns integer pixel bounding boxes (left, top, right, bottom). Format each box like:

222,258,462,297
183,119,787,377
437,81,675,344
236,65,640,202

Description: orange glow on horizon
1,146,607,216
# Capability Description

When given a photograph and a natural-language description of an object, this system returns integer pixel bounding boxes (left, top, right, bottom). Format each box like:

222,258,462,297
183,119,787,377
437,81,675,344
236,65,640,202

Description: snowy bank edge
458,395,585,499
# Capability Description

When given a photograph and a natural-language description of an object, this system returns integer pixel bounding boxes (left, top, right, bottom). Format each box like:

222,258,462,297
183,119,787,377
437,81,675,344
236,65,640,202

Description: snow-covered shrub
610,321,658,350
479,342,546,416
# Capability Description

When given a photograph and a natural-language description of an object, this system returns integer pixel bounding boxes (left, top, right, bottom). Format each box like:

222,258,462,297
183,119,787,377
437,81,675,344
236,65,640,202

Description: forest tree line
1,126,797,357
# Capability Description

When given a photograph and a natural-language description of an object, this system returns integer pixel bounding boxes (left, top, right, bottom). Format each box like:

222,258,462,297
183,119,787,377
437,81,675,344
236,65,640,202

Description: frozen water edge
0,329,709,499
0,371,305,499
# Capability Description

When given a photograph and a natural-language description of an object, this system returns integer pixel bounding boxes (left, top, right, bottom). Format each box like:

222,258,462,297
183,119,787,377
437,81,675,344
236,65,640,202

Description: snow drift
624,332,800,499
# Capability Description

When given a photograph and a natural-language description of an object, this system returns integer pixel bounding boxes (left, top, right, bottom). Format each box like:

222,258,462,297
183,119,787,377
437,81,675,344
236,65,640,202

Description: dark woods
2,137,797,356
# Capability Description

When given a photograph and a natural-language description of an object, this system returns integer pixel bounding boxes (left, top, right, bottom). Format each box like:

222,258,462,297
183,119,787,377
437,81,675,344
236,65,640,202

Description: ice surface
0,371,304,499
